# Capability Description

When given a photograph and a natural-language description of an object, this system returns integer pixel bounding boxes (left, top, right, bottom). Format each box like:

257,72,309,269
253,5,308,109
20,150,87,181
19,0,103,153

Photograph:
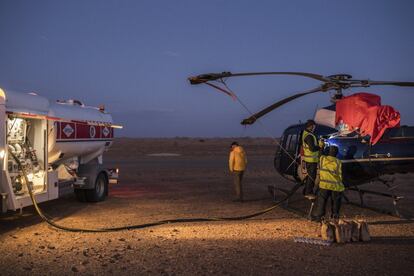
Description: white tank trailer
0,88,120,212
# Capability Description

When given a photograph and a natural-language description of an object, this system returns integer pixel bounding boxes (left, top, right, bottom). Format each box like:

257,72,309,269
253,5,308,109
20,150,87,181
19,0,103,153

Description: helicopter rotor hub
327,74,353,81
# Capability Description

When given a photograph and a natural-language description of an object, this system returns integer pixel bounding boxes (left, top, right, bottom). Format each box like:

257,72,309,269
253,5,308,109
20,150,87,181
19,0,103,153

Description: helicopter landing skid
268,184,315,219
345,179,404,218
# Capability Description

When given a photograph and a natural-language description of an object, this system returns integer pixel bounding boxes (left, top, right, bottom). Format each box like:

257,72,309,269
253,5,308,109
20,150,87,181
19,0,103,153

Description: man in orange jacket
229,141,247,202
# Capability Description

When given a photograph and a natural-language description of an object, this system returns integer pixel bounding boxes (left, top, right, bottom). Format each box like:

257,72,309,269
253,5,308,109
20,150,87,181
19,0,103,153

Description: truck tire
86,173,108,202
74,188,87,202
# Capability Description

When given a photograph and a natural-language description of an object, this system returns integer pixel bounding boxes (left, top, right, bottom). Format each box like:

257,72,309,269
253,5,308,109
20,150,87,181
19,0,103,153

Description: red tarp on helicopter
335,92,400,145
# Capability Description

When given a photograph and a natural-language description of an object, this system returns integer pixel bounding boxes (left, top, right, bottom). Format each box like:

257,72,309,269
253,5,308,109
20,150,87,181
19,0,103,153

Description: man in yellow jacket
229,141,247,202
302,120,324,199
312,145,345,221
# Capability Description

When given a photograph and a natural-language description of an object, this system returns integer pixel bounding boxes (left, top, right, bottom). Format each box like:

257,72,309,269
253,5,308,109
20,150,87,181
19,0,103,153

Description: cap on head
230,141,239,148
305,119,316,129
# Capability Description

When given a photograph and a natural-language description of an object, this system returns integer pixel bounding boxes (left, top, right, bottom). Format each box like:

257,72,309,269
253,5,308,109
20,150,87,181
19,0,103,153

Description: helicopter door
278,131,300,176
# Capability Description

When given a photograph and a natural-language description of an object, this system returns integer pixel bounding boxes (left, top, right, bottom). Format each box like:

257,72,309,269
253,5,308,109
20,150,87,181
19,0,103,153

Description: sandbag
321,221,335,242
339,219,352,243
332,221,346,243
320,218,370,244
350,220,360,242
356,219,371,242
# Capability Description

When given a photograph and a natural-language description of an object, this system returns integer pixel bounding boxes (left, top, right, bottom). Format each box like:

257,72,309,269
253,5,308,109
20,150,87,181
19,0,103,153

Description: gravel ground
1,138,413,275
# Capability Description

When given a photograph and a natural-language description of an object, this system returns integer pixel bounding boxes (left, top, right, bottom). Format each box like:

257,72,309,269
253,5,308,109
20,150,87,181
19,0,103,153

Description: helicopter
188,71,414,216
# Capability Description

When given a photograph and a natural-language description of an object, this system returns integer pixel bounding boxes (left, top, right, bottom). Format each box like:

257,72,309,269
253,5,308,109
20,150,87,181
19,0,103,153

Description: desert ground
1,138,414,275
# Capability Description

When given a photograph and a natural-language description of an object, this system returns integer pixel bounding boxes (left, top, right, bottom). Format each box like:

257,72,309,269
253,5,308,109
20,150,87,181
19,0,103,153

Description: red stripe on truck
57,122,113,140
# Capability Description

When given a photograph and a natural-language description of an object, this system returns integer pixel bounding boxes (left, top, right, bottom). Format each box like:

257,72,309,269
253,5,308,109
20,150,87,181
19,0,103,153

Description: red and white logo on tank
63,124,74,137
89,126,96,138
102,126,110,137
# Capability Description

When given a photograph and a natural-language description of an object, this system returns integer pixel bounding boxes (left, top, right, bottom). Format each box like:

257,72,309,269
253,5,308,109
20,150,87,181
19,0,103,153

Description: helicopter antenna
312,104,319,119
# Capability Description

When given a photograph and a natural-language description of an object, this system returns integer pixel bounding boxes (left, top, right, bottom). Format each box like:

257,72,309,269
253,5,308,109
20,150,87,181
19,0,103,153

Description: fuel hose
9,82,308,232
10,151,301,233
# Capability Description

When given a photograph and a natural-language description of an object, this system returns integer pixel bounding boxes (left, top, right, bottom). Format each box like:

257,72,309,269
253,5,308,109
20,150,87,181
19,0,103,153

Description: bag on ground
333,221,346,243
321,220,335,242
357,219,371,242
339,219,352,243
350,220,360,242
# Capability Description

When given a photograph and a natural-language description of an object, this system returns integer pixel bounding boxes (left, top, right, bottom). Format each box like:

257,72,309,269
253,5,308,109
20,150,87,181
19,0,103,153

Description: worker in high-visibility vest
302,120,323,199
312,145,345,221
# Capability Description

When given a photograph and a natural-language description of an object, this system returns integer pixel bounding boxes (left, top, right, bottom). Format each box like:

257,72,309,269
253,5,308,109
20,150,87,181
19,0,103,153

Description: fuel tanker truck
0,88,120,213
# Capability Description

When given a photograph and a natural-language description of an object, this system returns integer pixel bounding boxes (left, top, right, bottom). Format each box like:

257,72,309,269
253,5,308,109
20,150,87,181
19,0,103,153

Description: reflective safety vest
319,155,345,192
302,130,319,163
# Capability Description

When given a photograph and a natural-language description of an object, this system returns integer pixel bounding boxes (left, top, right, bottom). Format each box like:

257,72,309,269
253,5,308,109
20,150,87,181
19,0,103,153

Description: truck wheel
86,173,108,202
74,188,87,202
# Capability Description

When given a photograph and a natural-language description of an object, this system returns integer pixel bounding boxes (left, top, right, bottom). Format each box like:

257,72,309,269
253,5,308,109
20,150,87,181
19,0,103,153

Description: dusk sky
0,0,413,137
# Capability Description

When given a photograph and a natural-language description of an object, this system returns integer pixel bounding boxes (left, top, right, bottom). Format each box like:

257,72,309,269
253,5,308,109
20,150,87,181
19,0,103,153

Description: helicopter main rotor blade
241,86,324,125
188,71,330,84
353,80,414,87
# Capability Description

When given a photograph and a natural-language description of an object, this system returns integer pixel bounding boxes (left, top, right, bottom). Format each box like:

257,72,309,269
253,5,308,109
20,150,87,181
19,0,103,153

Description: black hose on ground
11,149,302,232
